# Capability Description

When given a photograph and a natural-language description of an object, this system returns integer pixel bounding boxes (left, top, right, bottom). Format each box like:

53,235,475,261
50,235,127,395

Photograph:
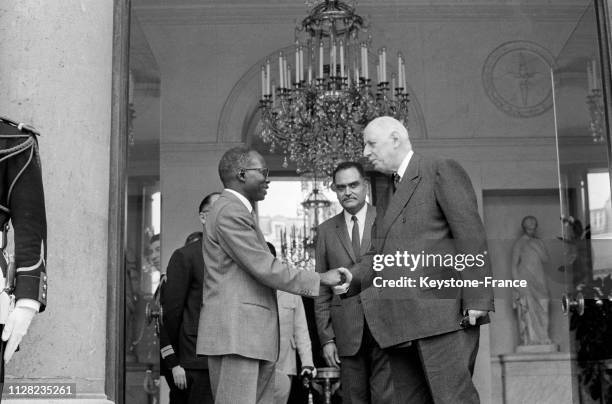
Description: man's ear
390,130,400,147
198,212,206,225
236,169,246,183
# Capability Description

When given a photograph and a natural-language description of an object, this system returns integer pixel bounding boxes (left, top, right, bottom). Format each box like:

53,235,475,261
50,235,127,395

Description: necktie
351,215,360,258
392,172,401,193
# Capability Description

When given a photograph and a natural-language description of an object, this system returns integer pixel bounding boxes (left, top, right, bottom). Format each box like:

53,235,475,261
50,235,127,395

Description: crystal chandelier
280,186,333,272
257,0,410,177
587,59,604,143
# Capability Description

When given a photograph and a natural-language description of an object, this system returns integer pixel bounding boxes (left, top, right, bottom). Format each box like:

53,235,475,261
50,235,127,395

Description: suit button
42,284,47,290
42,292,46,299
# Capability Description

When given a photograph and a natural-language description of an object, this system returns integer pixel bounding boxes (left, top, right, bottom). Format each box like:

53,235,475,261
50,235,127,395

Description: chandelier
280,185,333,271
586,59,604,144
257,0,410,177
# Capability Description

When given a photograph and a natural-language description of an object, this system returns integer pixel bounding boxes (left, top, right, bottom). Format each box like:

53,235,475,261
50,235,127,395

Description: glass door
552,1,612,402
125,14,162,404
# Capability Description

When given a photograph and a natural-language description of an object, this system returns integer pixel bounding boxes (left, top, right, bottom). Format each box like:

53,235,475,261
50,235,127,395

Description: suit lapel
333,213,357,263
360,204,376,255
381,153,422,240
252,212,268,247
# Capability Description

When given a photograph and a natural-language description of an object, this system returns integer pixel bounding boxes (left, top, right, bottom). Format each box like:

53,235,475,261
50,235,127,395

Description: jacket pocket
242,302,271,311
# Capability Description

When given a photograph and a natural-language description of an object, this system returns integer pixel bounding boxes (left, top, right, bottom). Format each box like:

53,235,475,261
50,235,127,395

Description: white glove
172,365,187,390
2,306,37,362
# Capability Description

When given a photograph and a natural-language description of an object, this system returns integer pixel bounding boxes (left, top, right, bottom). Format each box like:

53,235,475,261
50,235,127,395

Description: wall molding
133,4,588,26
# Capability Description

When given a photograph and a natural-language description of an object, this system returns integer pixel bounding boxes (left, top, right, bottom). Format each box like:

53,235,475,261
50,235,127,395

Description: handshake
319,267,352,295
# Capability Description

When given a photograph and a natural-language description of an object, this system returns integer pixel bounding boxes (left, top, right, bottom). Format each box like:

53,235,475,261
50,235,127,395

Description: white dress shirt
396,150,414,181
225,188,253,213
343,203,368,243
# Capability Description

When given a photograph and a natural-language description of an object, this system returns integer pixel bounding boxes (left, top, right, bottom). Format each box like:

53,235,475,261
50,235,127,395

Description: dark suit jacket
314,205,375,356
197,190,320,362
353,153,494,348
161,240,208,369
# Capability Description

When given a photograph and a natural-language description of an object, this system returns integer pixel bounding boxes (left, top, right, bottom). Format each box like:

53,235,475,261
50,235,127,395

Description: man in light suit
314,161,393,404
339,117,494,403
197,146,351,404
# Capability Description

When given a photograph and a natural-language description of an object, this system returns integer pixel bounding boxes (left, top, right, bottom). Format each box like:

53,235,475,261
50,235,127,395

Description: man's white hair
364,116,410,140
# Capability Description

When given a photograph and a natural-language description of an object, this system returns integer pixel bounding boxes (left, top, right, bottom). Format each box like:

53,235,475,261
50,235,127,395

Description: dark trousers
164,369,213,404
340,322,394,404
385,327,480,404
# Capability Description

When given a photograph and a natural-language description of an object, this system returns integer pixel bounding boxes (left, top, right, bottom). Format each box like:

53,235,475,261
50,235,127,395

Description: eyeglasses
332,181,362,193
241,167,270,179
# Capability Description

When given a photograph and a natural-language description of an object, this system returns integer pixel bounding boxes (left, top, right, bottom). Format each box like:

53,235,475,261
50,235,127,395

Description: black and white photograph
1,0,611,403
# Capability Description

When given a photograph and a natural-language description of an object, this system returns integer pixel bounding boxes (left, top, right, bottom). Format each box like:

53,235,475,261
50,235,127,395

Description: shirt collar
343,202,368,225
396,150,414,180
225,188,253,213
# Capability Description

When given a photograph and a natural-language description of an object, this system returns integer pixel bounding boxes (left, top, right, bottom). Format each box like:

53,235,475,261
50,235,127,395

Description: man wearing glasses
197,146,352,404
160,192,220,404
314,161,393,404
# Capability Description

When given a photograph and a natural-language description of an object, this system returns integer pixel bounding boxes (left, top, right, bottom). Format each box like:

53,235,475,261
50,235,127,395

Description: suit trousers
385,327,480,404
273,371,292,404
340,321,394,404
208,354,275,404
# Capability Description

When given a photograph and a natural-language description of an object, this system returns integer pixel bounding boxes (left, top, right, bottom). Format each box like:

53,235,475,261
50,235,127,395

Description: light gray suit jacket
314,204,375,356
196,190,320,362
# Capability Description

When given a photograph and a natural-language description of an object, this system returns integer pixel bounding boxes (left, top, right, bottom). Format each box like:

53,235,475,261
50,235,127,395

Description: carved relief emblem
482,41,556,118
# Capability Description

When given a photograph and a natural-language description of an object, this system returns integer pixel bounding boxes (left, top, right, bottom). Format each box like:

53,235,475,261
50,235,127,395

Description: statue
511,216,552,346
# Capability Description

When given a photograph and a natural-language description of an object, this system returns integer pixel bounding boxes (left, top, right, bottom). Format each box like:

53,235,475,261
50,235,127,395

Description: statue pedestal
516,344,559,354
499,352,578,404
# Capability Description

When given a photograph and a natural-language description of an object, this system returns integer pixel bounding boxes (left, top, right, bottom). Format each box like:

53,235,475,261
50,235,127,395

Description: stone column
0,1,115,402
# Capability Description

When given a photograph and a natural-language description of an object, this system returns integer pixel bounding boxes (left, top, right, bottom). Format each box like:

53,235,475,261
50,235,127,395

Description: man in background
267,242,316,404
160,192,220,404
315,161,393,404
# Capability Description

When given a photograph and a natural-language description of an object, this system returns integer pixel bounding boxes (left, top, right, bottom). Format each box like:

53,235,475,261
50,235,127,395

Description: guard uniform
0,118,48,392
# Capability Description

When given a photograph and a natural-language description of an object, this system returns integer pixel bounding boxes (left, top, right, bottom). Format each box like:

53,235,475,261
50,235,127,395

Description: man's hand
300,366,317,387
171,365,187,390
322,341,340,368
320,267,352,288
2,306,36,362
300,365,317,378
466,309,488,326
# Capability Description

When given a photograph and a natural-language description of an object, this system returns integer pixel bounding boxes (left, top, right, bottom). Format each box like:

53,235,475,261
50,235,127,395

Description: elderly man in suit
160,192,220,404
338,116,494,403
314,161,393,404
197,146,351,404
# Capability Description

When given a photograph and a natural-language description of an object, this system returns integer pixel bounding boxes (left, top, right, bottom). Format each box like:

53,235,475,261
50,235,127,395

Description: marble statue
511,216,552,346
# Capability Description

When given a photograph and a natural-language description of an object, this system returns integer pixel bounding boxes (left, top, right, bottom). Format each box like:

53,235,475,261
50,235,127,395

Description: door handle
562,292,585,316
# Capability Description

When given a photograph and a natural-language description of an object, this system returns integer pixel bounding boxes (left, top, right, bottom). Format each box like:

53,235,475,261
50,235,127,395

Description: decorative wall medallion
482,41,556,118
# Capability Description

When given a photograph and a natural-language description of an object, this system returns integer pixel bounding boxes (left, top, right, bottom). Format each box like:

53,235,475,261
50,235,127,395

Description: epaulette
0,116,40,136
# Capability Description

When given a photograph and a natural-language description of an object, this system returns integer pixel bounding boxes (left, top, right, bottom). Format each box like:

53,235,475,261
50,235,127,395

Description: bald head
363,116,412,173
